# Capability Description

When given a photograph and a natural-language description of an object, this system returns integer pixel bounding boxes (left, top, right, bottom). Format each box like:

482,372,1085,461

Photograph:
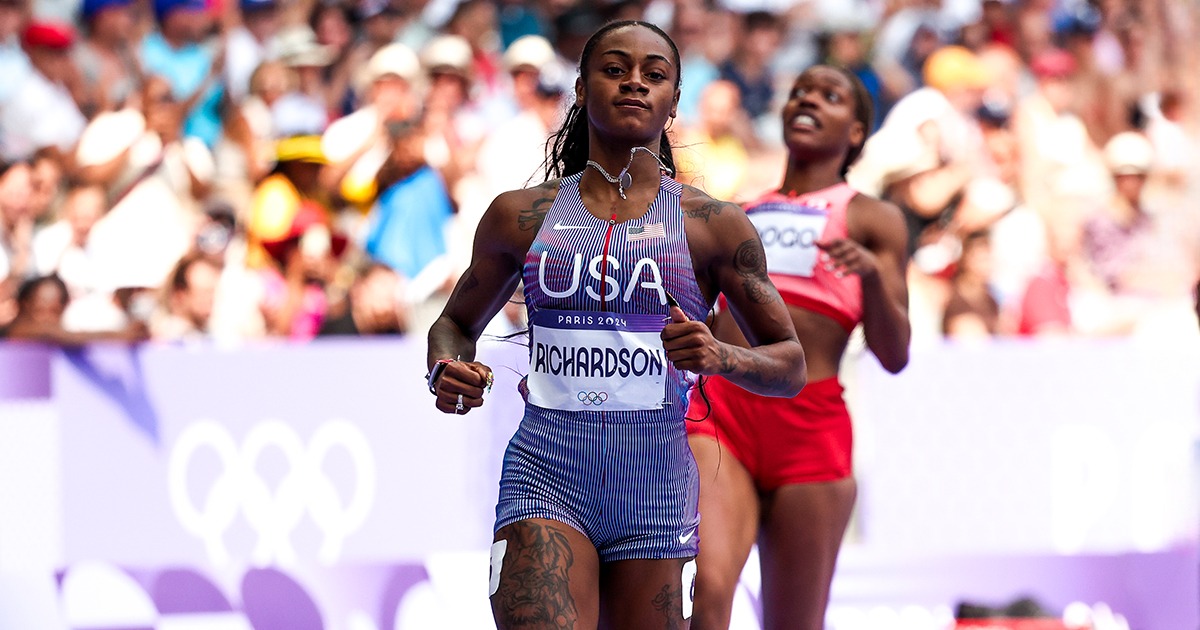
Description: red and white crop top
740,183,862,332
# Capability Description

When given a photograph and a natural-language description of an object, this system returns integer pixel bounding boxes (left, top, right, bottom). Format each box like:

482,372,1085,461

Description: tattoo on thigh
493,522,578,629
651,583,685,630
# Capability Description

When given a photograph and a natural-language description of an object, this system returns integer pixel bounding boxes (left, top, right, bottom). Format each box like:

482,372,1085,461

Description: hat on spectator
923,46,990,91
422,34,472,76
357,42,421,91
359,0,398,20
276,135,325,164
273,25,334,67
271,93,328,137
261,201,348,262
503,35,555,73
241,0,274,13
154,0,207,22
81,0,133,20
21,21,75,49
1104,132,1154,175
1029,48,1077,80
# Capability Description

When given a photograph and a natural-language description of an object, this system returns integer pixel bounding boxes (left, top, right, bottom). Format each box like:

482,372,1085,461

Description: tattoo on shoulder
652,582,686,629
685,200,724,223
519,196,554,231
493,521,578,628
732,238,780,305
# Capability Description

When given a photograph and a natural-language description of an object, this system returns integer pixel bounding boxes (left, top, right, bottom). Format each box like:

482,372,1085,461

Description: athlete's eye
646,70,666,81
826,91,841,103
790,87,807,100
604,66,624,76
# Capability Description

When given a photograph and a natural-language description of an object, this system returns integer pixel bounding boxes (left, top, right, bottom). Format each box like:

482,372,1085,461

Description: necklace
586,146,672,200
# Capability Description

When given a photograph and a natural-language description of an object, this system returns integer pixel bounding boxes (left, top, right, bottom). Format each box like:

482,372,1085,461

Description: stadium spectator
140,0,223,146
0,21,87,163
31,182,104,296
675,80,751,202
74,0,141,115
318,262,405,336
1082,132,1155,294
0,161,35,324
2,274,147,344
152,251,220,339
362,112,454,334
224,0,279,104
319,41,421,208
719,11,783,120
76,75,214,307
943,230,1001,338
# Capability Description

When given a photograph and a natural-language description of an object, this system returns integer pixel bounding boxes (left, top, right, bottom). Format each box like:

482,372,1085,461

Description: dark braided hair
825,65,875,177
543,20,681,181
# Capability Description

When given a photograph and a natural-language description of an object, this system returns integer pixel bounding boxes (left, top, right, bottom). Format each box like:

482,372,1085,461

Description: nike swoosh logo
553,222,592,230
679,529,695,544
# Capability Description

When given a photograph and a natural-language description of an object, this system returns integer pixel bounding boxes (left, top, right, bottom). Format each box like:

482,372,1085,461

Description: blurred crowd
0,0,1197,346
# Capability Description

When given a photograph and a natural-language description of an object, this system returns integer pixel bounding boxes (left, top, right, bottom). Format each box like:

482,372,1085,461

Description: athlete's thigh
757,478,857,630
598,557,695,630
491,518,601,630
687,434,760,630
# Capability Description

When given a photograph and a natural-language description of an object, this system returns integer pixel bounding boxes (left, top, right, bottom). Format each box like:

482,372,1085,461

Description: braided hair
826,65,875,177
543,20,681,181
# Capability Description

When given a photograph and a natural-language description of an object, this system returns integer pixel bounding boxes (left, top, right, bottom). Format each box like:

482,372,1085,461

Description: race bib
749,210,829,278
527,309,668,412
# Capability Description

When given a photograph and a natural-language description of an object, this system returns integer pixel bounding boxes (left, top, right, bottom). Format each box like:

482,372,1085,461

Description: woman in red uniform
686,65,911,630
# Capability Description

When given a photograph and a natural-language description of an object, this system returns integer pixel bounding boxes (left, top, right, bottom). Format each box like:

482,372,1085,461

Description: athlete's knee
690,563,739,628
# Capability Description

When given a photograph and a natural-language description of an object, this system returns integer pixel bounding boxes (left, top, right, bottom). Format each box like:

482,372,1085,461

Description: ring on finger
456,393,465,412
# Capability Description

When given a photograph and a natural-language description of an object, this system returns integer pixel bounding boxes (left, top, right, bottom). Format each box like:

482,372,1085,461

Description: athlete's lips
788,110,821,131
615,98,650,110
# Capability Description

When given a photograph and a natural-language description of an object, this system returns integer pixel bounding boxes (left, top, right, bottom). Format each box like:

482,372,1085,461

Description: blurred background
0,0,1197,628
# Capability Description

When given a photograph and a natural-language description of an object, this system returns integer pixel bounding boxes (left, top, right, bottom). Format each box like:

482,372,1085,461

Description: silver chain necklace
586,146,671,199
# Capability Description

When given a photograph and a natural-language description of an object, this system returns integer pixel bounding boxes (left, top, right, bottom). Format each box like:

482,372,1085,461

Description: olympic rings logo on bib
578,391,609,406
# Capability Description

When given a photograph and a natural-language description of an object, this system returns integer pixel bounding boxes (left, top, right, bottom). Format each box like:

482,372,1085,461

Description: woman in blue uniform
426,21,806,629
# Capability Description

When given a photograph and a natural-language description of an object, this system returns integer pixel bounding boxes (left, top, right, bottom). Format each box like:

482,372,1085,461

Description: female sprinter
426,21,806,630
687,66,911,630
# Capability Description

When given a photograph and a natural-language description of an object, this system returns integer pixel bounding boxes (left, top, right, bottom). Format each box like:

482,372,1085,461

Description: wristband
426,359,454,394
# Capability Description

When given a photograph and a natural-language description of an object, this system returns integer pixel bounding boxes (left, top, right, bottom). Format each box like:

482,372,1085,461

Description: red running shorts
686,375,853,489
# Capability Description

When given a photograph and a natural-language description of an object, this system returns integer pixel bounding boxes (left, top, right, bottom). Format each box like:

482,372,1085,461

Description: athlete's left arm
663,194,806,398
819,195,911,373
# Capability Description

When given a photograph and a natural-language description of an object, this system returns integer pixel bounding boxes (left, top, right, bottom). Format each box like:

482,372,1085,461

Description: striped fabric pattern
494,172,707,561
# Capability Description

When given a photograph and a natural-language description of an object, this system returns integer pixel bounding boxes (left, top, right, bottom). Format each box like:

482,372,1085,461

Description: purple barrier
38,338,1200,630
0,342,52,399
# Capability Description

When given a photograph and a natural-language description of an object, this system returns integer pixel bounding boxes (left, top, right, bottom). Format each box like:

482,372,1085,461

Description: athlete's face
578,26,680,144
781,66,864,163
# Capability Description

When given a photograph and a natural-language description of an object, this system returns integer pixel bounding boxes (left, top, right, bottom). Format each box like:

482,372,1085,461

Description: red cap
1030,48,1077,79
21,21,75,50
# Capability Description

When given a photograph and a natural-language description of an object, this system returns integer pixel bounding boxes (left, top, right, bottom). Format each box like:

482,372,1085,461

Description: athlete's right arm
426,182,556,414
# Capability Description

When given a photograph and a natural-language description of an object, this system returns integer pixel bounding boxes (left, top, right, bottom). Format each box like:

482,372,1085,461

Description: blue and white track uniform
495,172,709,561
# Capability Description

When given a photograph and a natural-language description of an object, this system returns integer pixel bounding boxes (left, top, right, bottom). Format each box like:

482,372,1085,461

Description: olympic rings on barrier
577,391,609,406
167,420,376,567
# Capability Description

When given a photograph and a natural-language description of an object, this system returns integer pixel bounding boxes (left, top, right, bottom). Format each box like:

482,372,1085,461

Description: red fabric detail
22,22,75,49
1018,263,1071,336
686,375,853,489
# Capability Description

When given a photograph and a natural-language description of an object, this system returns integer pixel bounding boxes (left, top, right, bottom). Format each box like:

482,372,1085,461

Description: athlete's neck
778,154,845,197
581,135,664,203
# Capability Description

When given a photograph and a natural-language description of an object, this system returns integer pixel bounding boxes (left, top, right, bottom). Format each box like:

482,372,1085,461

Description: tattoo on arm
493,522,578,629
715,342,791,391
685,200,724,223
518,196,554,231
732,238,780,305
651,582,685,630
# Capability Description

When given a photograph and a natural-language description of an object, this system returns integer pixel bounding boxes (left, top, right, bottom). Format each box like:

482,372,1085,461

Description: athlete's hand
817,238,880,280
434,361,492,415
661,306,727,375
